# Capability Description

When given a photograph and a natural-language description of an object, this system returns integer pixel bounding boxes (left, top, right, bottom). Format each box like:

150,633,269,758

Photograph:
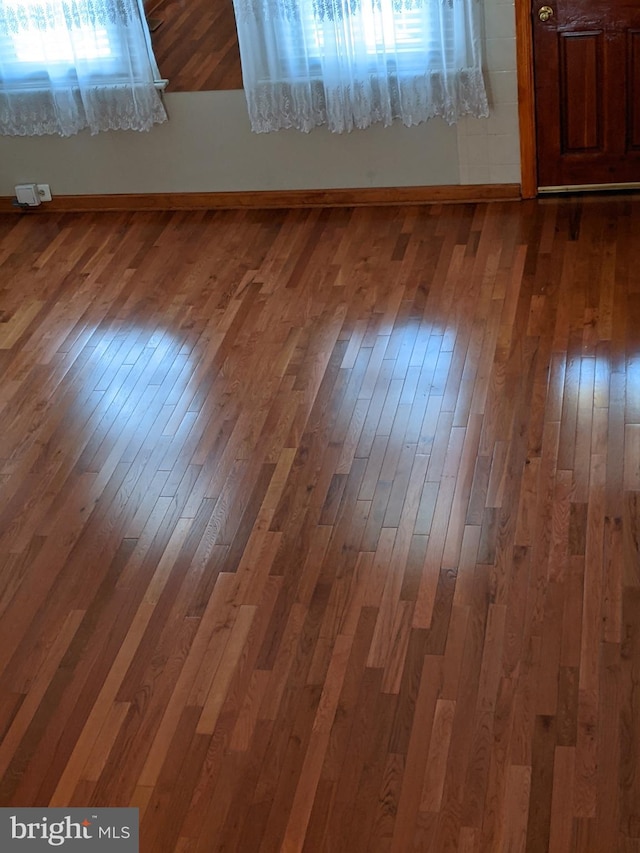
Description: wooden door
533,0,640,188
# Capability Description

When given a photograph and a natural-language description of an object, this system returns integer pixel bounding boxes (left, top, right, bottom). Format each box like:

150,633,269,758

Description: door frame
515,0,538,197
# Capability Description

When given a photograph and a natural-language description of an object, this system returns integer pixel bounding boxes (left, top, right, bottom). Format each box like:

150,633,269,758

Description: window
0,0,167,135
232,0,488,133
309,3,426,57
10,19,113,66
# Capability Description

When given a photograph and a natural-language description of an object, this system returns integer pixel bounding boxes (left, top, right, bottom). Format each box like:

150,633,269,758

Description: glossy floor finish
0,198,639,852
148,0,242,92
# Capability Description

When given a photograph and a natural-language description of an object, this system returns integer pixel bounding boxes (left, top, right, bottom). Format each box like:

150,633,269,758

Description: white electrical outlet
14,183,52,206
15,184,40,206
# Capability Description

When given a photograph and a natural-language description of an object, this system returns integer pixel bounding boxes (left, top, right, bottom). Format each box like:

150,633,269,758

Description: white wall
0,91,461,195
457,0,521,185
0,0,520,196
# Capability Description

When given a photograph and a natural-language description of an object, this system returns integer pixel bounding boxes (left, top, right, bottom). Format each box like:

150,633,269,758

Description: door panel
628,32,640,149
534,1,640,187
560,32,602,152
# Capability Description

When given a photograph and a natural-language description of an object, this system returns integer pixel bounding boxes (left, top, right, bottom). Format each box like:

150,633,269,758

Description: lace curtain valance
0,0,166,136
232,0,489,133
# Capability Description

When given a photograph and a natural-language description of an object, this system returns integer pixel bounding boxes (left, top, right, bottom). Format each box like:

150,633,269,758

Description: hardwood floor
0,197,639,851
148,0,242,91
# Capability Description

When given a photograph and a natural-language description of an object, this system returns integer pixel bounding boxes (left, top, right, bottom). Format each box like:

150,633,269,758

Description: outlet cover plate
15,184,40,206
37,184,52,202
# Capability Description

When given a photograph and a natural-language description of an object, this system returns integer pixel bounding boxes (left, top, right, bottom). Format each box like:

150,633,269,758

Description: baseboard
0,184,522,213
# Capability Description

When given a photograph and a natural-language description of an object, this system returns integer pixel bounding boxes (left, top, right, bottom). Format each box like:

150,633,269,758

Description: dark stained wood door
534,0,640,187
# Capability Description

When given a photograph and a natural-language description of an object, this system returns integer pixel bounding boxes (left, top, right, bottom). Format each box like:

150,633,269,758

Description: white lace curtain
232,0,489,133
0,0,166,136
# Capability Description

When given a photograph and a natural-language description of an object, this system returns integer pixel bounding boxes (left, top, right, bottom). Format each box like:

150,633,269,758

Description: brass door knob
538,5,554,20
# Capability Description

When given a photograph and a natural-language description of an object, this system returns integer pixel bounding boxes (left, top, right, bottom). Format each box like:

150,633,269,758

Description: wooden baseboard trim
0,184,521,213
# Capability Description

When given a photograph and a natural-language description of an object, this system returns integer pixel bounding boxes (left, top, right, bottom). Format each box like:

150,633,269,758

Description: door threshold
539,182,640,194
